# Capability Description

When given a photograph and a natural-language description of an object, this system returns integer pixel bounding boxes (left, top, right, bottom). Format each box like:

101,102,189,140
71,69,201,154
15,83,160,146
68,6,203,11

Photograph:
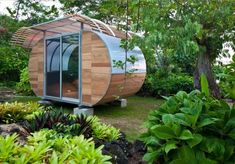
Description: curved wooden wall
81,31,111,106
29,39,44,96
97,73,146,104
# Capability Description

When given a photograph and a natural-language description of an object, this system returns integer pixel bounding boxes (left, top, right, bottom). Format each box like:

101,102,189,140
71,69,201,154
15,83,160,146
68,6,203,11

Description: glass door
45,37,61,98
45,33,80,103
62,34,80,101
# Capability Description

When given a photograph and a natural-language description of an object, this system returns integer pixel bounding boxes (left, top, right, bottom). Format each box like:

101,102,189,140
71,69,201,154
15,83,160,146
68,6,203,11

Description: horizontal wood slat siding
97,73,146,105
81,31,111,106
29,40,44,96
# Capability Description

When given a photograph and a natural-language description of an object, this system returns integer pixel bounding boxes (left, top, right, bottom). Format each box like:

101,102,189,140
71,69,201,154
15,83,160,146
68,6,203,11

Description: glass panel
46,38,60,97
62,34,79,99
94,32,146,74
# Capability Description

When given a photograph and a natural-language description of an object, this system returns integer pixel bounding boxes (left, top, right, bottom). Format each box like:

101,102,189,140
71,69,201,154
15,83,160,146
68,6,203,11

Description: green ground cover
8,95,164,141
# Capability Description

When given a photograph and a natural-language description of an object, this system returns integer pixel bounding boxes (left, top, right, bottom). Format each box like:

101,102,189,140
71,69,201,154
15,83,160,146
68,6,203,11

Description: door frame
43,32,82,105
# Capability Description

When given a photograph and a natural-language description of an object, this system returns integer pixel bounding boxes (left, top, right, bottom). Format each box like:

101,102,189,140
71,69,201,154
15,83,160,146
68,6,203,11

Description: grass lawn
7,95,164,141
94,96,164,141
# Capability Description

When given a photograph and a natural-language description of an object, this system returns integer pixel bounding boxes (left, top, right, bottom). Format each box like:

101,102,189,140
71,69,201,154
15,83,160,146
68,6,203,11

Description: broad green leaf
174,113,191,127
228,128,235,139
225,118,235,130
195,151,219,163
201,137,225,156
170,159,190,164
180,107,192,114
200,73,209,97
162,114,174,125
152,125,176,139
143,151,159,163
177,145,196,162
171,123,182,136
179,129,193,140
176,91,188,101
186,134,203,148
224,144,234,161
165,141,178,154
197,118,216,128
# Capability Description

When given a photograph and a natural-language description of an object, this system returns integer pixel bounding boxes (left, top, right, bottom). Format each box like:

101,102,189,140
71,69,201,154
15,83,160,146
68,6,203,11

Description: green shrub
142,90,235,163
24,110,94,139
16,67,34,95
219,55,235,99
0,43,29,81
91,116,121,141
142,73,194,97
0,130,111,163
0,102,40,123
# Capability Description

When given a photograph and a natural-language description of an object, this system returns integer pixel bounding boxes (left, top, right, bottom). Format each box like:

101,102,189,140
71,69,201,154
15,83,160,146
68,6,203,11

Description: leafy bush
16,67,34,95
23,110,120,141
0,102,40,123
23,110,93,138
142,90,235,163
142,73,193,97
218,55,235,99
0,43,29,81
91,116,121,141
0,130,111,163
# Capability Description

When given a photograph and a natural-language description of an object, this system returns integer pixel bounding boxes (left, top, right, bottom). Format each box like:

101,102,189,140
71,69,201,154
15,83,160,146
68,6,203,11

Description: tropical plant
0,102,40,123
142,90,235,163
91,116,121,141
23,110,120,141
219,55,235,99
0,43,29,81
0,130,112,163
16,67,34,95
142,73,193,97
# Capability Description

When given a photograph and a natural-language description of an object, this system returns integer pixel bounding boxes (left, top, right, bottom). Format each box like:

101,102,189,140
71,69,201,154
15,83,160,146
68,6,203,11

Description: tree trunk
193,52,221,98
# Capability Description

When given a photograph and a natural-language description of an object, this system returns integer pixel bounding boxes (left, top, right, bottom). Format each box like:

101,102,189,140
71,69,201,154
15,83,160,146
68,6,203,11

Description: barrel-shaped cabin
12,14,146,106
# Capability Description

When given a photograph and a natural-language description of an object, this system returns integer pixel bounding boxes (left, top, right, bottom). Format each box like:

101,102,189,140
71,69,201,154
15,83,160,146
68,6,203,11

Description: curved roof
11,14,133,49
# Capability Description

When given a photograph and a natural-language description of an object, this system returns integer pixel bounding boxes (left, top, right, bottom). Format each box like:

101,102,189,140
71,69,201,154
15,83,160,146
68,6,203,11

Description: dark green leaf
186,134,203,148
197,118,216,128
179,130,193,140
151,125,176,139
165,140,178,154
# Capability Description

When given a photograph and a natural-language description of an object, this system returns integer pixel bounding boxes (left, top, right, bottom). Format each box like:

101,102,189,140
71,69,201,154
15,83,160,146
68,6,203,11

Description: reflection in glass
46,38,60,97
62,34,79,99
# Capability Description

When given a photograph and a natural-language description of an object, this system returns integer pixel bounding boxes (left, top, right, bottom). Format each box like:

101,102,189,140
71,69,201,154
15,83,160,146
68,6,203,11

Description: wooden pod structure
12,14,146,106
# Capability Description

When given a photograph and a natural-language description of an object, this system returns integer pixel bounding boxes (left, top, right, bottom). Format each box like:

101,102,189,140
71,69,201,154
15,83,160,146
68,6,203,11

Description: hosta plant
142,90,235,163
0,130,111,163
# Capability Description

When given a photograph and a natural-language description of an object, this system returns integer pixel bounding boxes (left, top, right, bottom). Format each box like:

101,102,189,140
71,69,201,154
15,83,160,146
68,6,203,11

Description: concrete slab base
73,107,94,116
38,100,53,106
119,99,127,108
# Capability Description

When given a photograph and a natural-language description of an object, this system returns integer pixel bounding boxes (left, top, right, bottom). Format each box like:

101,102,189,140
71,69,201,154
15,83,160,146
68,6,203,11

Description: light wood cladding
98,73,146,104
29,39,44,96
81,31,111,105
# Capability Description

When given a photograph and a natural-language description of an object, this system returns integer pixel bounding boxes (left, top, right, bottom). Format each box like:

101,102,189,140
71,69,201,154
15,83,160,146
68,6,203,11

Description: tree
0,15,27,43
6,0,59,24
59,0,128,29
128,0,234,98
